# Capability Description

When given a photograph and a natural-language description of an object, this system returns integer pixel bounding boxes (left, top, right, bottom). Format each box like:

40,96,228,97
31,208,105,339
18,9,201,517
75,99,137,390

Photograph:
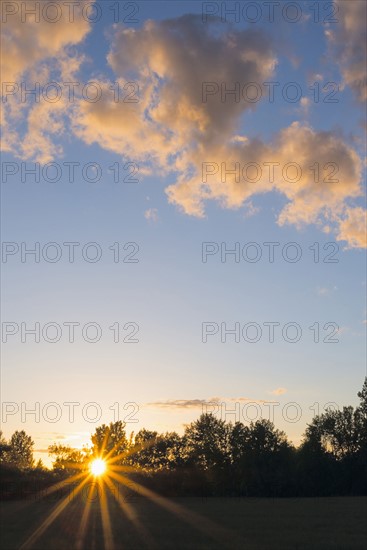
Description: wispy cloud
147,399,215,409
325,1,367,102
145,208,159,222
243,200,260,219
269,388,287,396
147,396,276,409
316,286,337,296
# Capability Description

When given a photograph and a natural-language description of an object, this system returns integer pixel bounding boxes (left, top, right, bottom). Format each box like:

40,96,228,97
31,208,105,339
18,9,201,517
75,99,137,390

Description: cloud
2,12,365,248
335,326,349,336
316,285,337,296
1,0,93,162
1,0,92,83
243,200,260,218
299,96,311,114
336,207,367,249
317,287,329,296
325,0,367,102
35,432,66,441
167,122,364,237
226,397,274,404
73,16,276,169
269,388,287,396
74,15,363,247
147,399,216,409
147,397,275,409
144,208,159,222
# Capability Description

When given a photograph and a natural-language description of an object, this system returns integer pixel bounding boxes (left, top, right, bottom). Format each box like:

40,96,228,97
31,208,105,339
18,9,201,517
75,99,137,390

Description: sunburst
18,431,235,550
90,458,106,477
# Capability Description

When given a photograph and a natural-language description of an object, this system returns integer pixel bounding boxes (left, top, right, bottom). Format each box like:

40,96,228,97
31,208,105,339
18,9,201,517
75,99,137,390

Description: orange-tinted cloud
269,388,287,396
1,0,93,162
325,0,367,102
1,0,92,82
2,11,365,248
336,207,367,249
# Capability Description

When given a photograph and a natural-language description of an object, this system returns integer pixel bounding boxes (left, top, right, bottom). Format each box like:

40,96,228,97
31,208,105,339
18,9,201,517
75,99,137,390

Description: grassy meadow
1,496,366,549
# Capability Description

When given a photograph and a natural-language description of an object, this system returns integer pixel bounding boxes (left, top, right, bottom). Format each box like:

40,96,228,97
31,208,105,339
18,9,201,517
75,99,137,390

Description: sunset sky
1,0,366,466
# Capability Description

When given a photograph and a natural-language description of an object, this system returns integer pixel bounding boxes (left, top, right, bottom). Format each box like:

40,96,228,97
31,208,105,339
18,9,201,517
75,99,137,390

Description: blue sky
1,0,366,465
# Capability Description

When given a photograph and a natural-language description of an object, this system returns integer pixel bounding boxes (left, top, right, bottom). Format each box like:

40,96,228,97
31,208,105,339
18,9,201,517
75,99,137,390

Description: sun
90,458,106,477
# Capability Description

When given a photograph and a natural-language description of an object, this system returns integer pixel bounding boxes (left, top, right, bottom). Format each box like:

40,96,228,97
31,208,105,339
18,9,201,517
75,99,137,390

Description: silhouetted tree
230,419,295,496
7,431,34,470
131,430,183,470
298,379,367,495
297,418,335,496
0,431,11,463
35,458,47,471
357,377,367,418
91,421,128,463
48,443,90,474
183,414,230,470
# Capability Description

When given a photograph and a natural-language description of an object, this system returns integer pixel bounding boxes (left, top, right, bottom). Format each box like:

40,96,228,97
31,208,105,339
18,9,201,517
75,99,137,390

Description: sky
1,0,366,466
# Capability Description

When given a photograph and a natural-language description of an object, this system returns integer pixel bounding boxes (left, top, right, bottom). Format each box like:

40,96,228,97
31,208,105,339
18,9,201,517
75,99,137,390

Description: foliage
1,430,34,470
91,421,128,462
48,443,91,473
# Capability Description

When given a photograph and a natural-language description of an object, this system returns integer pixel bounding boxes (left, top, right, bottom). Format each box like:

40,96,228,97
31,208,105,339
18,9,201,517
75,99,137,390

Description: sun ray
37,471,87,499
75,490,93,550
100,425,112,457
104,475,157,549
53,461,87,471
106,435,160,467
19,475,92,550
17,428,243,550
99,477,115,550
108,471,242,547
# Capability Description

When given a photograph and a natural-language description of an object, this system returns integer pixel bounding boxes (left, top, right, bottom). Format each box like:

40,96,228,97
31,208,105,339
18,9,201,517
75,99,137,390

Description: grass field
1,495,366,549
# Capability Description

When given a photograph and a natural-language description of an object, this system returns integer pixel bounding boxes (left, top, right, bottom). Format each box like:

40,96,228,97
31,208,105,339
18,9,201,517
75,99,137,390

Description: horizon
3,375,367,470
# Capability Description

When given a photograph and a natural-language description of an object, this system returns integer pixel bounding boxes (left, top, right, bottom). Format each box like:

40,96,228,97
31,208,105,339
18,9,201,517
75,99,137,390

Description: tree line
1,378,366,498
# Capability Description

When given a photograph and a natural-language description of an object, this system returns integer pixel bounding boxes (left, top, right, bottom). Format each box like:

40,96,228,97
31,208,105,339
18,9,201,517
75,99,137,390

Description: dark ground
1,495,366,549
